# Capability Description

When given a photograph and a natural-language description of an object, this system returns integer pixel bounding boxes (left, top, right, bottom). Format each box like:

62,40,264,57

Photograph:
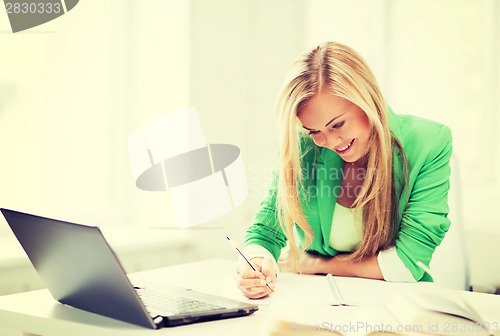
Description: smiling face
297,90,371,164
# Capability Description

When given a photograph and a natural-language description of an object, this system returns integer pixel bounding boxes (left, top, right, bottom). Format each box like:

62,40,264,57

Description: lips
335,139,354,154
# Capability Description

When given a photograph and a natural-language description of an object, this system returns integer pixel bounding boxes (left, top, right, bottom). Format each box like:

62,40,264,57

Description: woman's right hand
235,257,277,299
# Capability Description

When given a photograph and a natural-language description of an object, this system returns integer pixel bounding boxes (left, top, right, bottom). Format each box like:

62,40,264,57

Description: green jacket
244,108,452,282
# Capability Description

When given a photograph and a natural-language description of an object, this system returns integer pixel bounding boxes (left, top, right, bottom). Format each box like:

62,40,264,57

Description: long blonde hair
275,41,402,267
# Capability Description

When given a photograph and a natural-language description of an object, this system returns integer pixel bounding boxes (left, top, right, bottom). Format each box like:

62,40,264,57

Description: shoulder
396,114,451,144
393,114,452,164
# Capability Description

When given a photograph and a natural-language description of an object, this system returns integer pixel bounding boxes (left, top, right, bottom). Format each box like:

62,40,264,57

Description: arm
243,168,288,260
317,255,383,279
391,125,453,281
289,252,384,279
237,165,286,299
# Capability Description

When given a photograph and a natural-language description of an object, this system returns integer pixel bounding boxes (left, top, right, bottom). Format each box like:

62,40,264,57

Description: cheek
353,119,371,141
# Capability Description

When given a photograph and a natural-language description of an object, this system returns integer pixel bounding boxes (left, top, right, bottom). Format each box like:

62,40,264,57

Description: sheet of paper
329,275,438,306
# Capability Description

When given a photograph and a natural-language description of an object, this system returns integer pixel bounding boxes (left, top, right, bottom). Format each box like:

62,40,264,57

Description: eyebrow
302,113,346,131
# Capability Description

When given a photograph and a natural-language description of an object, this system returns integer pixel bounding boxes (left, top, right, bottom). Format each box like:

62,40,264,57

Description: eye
308,130,320,136
331,121,345,129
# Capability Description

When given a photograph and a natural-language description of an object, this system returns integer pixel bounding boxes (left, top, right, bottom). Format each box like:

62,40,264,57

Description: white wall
0,1,191,228
1,0,499,288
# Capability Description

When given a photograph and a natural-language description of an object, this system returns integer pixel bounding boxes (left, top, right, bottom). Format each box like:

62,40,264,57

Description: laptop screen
1,208,156,328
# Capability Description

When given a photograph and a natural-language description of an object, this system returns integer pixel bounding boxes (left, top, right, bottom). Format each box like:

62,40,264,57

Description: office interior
1,0,499,331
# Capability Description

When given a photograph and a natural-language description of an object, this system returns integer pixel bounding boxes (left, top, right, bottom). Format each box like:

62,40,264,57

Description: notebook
0,208,258,329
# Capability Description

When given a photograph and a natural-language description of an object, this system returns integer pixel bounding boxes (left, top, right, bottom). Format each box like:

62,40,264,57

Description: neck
344,157,367,170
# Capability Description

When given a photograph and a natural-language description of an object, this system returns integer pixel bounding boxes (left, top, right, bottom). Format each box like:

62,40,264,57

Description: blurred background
1,0,499,296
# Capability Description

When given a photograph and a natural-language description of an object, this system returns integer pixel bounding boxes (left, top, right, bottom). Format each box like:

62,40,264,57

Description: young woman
235,41,452,299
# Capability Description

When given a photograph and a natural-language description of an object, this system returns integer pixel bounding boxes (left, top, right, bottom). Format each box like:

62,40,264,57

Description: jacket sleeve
243,169,288,262
395,125,453,281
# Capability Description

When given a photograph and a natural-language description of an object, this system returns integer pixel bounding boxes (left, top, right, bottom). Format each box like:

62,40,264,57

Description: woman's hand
278,248,327,275
235,257,277,299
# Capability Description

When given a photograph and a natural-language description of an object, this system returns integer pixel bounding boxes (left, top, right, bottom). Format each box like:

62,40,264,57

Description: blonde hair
275,41,404,269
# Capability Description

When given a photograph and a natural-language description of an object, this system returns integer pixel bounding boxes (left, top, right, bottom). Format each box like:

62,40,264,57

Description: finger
248,257,265,273
261,258,277,282
235,274,273,292
244,285,267,294
241,285,273,299
237,260,264,276
242,289,269,299
237,282,267,296
236,277,269,289
237,269,265,280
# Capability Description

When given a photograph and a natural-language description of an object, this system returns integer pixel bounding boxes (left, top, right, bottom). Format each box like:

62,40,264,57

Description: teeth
337,139,353,151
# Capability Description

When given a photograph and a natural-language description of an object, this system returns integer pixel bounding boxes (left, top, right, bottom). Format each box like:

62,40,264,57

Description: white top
328,203,362,252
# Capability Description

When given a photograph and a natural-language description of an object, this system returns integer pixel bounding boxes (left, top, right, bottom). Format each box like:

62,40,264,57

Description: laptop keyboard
135,288,226,316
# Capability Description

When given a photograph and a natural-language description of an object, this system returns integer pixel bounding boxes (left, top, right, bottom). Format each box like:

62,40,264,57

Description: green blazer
244,108,452,282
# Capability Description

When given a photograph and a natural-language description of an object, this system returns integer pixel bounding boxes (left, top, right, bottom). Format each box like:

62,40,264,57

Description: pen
326,273,347,306
226,236,274,292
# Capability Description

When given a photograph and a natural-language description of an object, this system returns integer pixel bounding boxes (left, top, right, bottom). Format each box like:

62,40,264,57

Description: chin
346,153,366,165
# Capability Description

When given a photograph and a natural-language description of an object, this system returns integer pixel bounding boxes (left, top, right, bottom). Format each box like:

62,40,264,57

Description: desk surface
0,259,499,336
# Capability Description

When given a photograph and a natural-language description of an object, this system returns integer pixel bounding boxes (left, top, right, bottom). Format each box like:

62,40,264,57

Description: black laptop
0,208,258,329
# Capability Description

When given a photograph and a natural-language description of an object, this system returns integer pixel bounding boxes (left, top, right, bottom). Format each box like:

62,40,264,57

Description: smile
335,139,354,154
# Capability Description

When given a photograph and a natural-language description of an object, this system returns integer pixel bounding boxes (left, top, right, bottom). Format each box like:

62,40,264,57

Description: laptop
0,208,258,329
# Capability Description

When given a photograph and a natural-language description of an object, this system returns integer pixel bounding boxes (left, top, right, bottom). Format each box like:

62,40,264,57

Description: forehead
297,92,355,125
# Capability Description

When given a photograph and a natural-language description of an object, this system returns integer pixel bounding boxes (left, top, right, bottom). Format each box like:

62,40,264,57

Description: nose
324,133,342,150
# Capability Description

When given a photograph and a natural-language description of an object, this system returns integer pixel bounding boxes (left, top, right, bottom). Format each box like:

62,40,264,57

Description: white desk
0,259,499,336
